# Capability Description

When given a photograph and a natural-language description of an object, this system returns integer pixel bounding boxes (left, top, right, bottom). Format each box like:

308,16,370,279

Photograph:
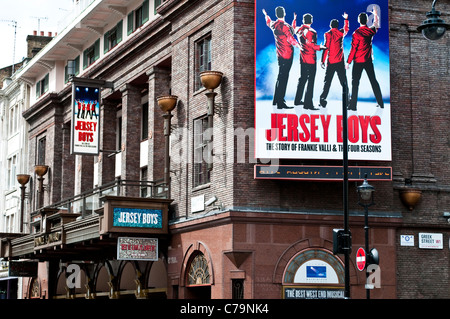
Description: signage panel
71,84,101,155
8,261,38,277
400,235,414,247
255,0,391,161
113,208,163,229
255,165,391,181
419,233,443,249
117,237,158,261
284,287,345,299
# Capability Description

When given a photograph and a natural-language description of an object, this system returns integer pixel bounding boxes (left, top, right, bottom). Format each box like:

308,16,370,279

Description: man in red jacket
263,7,300,109
319,13,349,108
346,8,383,110
292,13,325,110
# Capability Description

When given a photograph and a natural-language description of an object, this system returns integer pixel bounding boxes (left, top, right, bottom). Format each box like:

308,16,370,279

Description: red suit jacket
265,17,298,60
322,19,349,65
347,25,378,64
292,19,321,65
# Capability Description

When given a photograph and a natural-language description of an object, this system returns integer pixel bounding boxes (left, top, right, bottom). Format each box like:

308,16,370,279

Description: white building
0,74,30,234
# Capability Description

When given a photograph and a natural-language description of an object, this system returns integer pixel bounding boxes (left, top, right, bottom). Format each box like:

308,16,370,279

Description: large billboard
255,0,390,161
70,84,101,155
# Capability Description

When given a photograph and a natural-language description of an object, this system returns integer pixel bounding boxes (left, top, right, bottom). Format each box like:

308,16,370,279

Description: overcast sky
0,0,74,70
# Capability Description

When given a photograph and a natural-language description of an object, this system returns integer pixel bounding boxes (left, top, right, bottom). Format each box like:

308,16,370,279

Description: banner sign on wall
8,261,38,277
255,0,391,161
70,83,101,155
117,237,158,261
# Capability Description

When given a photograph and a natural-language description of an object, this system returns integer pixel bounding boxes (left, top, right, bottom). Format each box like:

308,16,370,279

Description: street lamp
200,71,223,171
157,95,178,199
417,0,449,40
357,174,375,299
34,165,49,209
17,174,30,233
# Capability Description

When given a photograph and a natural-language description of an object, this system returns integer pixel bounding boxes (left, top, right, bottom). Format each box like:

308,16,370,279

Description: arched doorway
282,249,345,299
185,252,211,299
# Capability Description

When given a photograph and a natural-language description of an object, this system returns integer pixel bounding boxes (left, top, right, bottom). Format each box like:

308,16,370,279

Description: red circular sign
356,247,366,271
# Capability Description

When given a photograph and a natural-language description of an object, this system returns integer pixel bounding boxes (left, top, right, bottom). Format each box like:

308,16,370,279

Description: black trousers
294,62,316,108
349,61,383,110
320,61,348,103
272,56,293,106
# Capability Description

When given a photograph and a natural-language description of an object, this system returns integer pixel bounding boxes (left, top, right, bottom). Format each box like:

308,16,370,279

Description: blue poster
255,0,391,161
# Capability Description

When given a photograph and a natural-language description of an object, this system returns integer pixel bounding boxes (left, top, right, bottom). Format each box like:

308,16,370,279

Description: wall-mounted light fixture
34,165,49,209
200,71,223,170
200,70,224,116
400,188,422,211
17,174,31,233
157,95,178,199
417,0,449,40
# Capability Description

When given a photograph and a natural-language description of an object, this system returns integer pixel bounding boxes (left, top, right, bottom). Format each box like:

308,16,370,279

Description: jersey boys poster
255,0,391,161
70,85,100,155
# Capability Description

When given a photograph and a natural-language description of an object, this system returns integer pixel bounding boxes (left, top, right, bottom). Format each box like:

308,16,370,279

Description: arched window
187,253,210,286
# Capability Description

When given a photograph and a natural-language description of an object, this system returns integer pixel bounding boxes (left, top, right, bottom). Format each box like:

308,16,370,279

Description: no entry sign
356,247,366,271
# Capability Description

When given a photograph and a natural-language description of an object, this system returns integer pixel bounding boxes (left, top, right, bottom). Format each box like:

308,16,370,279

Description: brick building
0,0,449,300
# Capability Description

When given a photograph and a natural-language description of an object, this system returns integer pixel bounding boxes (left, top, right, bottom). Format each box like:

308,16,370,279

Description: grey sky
0,0,73,69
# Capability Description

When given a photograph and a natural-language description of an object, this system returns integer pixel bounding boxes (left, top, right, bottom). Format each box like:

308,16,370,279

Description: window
128,0,149,35
35,74,49,98
195,35,212,90
154,0,162,14
64,56,80,83
187,253,210,286
116,116,122,151
232,279,244,299
193,116,210,187
7,155,17,190
142,102,148,140
9,104,19,136
38,137,46,165
104,21,123,53
83,39,100,69
140,166,148,197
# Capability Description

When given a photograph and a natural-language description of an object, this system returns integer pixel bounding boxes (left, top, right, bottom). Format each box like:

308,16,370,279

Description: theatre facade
0,0,449,299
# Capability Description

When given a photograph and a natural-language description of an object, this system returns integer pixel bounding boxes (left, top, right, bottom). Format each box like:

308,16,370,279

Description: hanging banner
70,83,100,155
255,0,391,161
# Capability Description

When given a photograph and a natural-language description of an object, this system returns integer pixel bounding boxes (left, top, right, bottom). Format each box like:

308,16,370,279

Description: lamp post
200,71,223,170
342,82,351,298
16,174,30,233
417,0,449,40
357,174,375,299
34,165,49,209
157,95,178,199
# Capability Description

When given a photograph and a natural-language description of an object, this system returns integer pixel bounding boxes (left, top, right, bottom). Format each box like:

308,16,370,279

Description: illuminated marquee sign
70,84,101,155
255,165,392,181
113,208,163,229
255,0,391,161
